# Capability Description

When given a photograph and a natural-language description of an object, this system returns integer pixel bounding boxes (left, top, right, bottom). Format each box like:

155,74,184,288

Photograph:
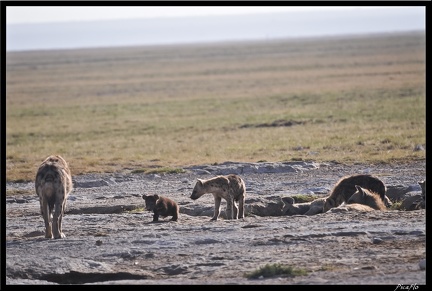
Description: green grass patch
389,201,403,210
5,189,34,196
245,263,308,279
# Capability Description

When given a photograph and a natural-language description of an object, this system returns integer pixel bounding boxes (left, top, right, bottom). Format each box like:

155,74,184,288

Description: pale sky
6,6,391,25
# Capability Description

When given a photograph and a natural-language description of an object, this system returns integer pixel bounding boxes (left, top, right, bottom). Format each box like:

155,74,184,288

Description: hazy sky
6,5,425,51
7,6,394,24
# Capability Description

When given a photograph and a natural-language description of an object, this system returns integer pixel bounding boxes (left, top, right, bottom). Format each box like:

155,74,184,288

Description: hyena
142,194,179,222
328,202,376,213
190,174,246,221
35,155,73,239
347,185,387,210
281,196,326,216
323,174,390,212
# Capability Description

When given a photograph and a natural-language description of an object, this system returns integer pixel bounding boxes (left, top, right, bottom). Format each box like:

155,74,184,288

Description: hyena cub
142,194,179,222
190,174,246,221
35,155,73,239
323,174,390,212
347,185,387,210
281,196,326,216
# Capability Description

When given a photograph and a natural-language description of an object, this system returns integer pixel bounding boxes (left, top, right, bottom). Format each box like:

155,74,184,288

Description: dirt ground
5,160,426,285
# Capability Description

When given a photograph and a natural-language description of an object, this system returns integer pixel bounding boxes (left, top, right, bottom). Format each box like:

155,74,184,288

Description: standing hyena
323,174,390,212
190,174,246,221
347,185,387,210
35,155,73,239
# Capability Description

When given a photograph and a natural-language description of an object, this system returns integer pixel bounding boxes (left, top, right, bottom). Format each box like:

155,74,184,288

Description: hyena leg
238,195,245,219
383,195,393,208
152,211,159,222
40,198,53,239
212,196,222,221
226,199,234,219
232,200,239,219
52,189,66,239
171,206,179,221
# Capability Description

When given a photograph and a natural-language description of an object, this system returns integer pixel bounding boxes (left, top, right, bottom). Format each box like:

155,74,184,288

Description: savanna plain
6,31,425,181
5,31,426,285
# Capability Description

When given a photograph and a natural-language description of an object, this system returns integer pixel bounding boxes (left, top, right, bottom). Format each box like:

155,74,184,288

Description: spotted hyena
281,196,326,216
347,185,387,210
190,174,246,221
35,155,73,239
328,202,376,213
323,174,391,212
142,194,179,222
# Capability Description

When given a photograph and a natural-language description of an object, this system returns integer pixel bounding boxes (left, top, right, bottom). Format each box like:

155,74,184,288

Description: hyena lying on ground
35,155,73,239
328,202,376,213
347,185,387,210
190,174,246,221
281,196,326,216
142,194,179,222
323,174,391,212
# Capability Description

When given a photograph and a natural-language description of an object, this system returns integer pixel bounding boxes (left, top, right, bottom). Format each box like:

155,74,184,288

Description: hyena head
190,179,206,200
37,156,66,184
347,185,386,210
39,164,60,183
347,185,369,204
281,197,297,215
142,194,159,211
323,197,337,212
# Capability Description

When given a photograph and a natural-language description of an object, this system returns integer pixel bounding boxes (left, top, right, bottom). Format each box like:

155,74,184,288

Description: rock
419,259,426,270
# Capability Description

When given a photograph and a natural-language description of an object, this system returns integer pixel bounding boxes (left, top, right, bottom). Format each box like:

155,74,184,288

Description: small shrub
245,263,308,279
389,201,403,210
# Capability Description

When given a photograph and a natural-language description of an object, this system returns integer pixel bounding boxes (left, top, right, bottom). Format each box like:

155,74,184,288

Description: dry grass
6,32,426,182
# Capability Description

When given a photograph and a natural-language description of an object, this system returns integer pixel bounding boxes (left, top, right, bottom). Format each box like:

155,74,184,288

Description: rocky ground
5,160,426,285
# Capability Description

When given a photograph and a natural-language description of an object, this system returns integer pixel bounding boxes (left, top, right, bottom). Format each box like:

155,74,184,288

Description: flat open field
5,32,426,286
5,31,426,182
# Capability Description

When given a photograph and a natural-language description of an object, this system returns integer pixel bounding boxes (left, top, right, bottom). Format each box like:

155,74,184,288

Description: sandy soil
5,160,426,285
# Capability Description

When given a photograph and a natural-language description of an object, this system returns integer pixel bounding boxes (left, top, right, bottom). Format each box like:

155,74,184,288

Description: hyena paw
54,232,66,239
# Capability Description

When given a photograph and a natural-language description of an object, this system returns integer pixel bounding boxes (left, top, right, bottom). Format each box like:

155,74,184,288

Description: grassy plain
6,31,426,182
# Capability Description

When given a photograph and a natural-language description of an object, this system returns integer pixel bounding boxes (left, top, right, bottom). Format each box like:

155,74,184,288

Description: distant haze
6,8,425,51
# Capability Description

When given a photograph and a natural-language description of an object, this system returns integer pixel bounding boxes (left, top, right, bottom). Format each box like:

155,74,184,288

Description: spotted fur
281,196,325,216
35,155,73,239
190,174,246,220
347,185,387,210
328,202,376,213
323,174,390,212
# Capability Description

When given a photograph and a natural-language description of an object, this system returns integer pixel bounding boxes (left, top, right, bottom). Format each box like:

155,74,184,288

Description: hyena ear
281,196,295,205
355,185,366,196
153,194,160,199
